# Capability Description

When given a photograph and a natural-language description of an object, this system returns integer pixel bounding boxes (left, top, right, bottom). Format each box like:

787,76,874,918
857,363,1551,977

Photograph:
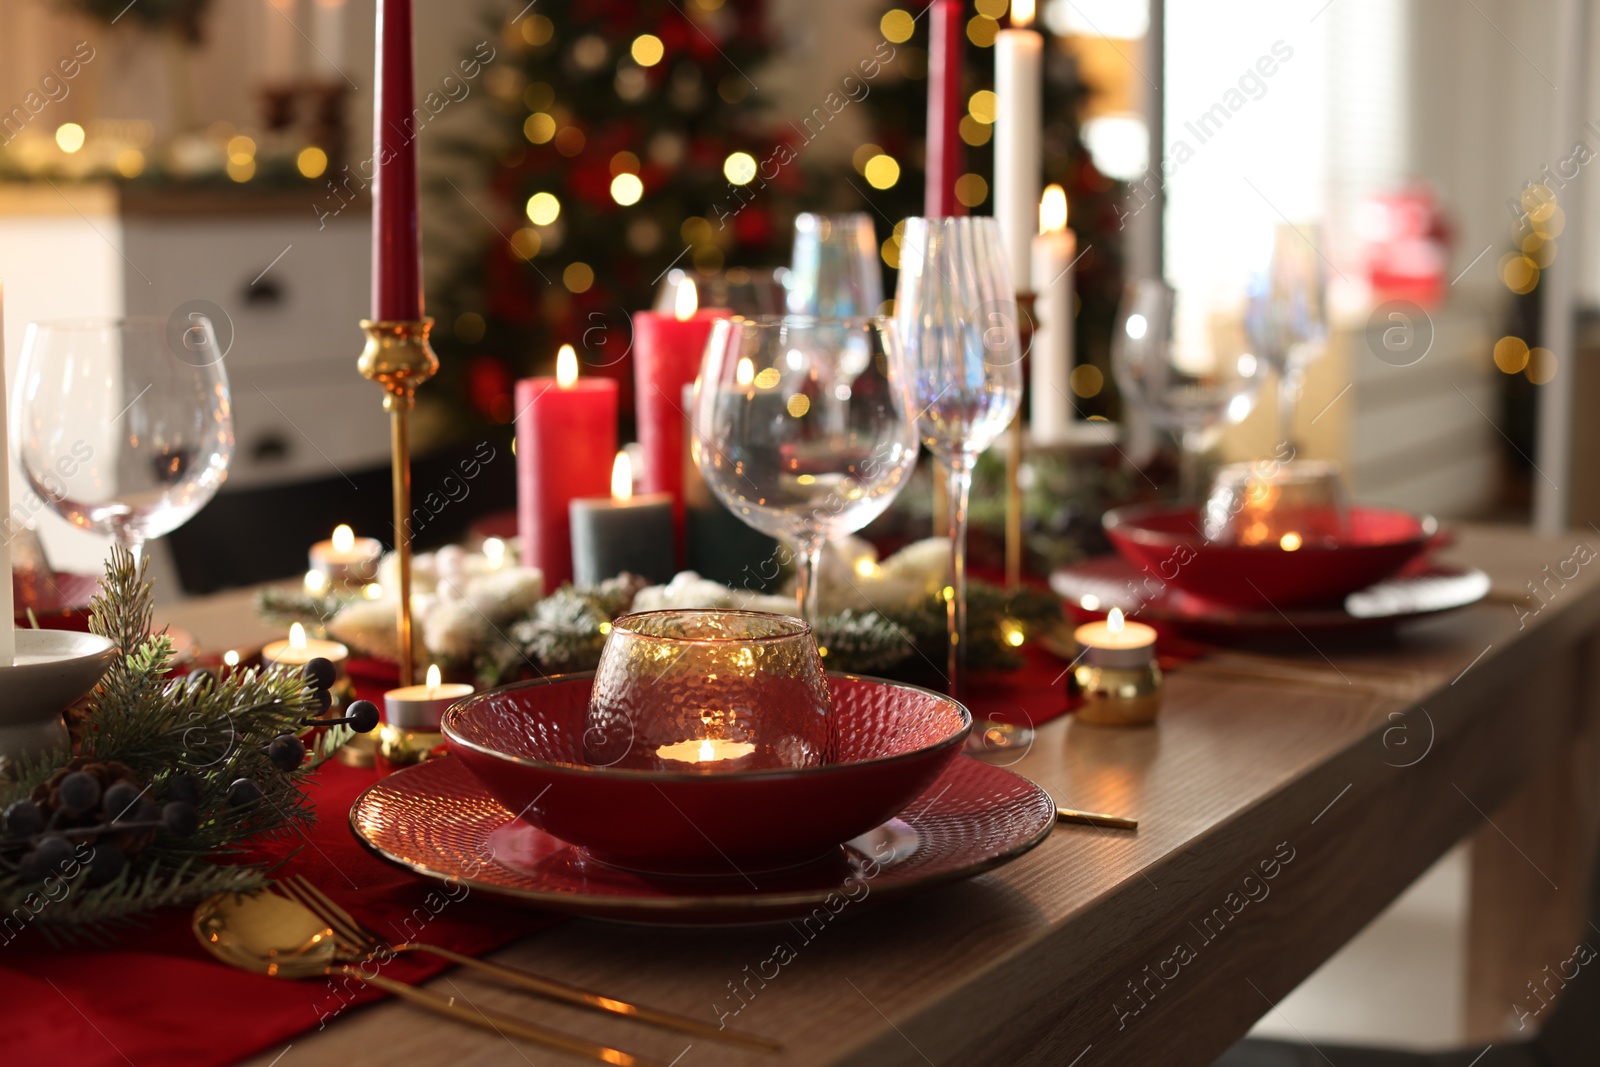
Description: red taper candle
632,281,730,549
371,0,423,320
516,346,618,587
924,0,965,217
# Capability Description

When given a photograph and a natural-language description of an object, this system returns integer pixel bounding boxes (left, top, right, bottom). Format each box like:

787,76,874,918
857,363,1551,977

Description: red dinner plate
1052,555,1490,639
1104,503,1437,609
348,755,1056,925
444,673,971,874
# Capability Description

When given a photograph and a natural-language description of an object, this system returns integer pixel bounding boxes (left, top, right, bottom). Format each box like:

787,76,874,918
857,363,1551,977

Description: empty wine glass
890,216,1022,695
692,316,918,623
786,213,884,318
12,317,234,563
1112,279,1265,500
1245,223,1328,448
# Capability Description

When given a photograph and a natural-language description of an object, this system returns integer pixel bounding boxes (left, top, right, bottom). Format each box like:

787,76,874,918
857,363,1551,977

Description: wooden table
171,524,1600,1066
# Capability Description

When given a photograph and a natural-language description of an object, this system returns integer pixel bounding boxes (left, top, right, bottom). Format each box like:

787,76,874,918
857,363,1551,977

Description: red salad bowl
442,672,971,875
1104,503,1437,609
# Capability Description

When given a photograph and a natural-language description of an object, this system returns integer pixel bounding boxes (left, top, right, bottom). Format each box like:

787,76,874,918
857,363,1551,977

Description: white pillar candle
312,0,346,81
0,283,12,667
1030,185,1078,442
263,0,298,83
994,1,1043,292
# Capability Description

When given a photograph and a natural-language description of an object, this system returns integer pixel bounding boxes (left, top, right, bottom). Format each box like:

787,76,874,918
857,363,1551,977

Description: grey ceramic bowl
0,629,118,764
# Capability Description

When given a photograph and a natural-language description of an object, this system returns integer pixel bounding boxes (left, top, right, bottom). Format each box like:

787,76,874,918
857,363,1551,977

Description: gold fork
277,875,780,1053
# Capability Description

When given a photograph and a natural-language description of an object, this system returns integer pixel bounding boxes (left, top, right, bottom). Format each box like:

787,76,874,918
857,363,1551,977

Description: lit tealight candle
1073,608,1157,669
654,737,758,765
262,622,349,672
384,663,474,729
482,537,507,570
309,524,382,585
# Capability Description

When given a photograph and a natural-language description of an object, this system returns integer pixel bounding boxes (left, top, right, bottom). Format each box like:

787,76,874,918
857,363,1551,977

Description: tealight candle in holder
261,623,349,675
584,609,832,773
309,524,383,585
1072,608,1162,726
379,664,472,769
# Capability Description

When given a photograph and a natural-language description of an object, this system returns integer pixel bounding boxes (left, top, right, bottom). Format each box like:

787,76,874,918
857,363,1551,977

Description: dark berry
102,782,142,822
306,685,332,715
86,844,127,887
162,801,199,837
33,833,75,873
57,771,101,815
226,778,263,807
134,798,159,823
266,734,306,773
16,850,46,882
165,773,203,806
4,799,44,837
301,657,338,693
346,700,380,733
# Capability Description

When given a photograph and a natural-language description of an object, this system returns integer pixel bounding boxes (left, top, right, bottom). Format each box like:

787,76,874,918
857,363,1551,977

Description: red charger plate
348,755,1056,924
443,673,971,875
1104,503,1437,609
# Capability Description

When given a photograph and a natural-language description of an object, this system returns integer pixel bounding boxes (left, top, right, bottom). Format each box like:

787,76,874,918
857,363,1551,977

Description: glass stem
1277,363,1303,453
1178,431,1202,502
945,454,973,698
794,537,822,624
114,526,145,570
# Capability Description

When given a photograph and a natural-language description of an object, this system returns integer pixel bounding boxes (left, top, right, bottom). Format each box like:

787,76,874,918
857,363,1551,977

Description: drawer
225,367,392,489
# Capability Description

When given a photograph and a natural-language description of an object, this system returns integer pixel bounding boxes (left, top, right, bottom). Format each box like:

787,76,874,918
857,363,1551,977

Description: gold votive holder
1072,609,1163,726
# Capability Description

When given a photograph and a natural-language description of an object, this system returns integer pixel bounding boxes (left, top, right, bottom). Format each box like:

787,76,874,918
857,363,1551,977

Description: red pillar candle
924,0,965,217
632,281,729,535
516,345,618,587
371,0,423,321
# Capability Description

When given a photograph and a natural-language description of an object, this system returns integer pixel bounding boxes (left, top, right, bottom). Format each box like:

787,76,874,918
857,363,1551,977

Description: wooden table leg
1465,633,1600,1041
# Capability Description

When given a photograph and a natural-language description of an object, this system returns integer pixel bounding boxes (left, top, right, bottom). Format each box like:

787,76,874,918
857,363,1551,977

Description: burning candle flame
556,344,579,388
426,663,442,692
735,356,755,387
611,451,633,501
674,279,699,321
698,739,715,761
1107,608,1125,633
289,622,307,650
331,524,355,553
1039,184,1068,234
1011,0,1036,28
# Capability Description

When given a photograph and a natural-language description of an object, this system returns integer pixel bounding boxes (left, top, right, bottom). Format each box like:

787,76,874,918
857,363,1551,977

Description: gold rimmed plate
348,756,1055,925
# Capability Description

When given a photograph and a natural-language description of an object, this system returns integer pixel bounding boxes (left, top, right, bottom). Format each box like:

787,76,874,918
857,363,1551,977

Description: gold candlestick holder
358,317,439,687
1007,292,1037,590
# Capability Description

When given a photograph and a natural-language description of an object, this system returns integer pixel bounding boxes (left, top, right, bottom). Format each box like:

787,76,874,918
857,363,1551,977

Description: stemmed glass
12,317,234,564
692,316,918,623
890,216,1022,695
1111,279,1265,500
786,213,883,318
1245,224,1328,449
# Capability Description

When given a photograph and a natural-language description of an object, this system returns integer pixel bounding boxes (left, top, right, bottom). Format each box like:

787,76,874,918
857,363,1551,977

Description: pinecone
31,757,156,857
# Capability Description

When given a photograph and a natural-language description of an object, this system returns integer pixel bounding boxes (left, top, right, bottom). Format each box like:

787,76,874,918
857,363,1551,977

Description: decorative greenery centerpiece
0,548,356,943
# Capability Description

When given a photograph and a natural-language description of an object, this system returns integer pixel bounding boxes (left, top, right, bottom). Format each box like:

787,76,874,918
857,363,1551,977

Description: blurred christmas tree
426,0,1128,438
427,0,807,434
848,0,1129,420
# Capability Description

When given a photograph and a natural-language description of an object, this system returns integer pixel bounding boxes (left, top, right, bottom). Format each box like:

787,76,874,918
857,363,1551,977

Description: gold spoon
193,890,662,1067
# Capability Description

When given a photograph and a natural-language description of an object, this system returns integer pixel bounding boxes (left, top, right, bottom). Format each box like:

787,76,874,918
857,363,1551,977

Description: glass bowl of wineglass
786,212,884,318
11,317,234,563
691,316,919,622
1111,279,1266,500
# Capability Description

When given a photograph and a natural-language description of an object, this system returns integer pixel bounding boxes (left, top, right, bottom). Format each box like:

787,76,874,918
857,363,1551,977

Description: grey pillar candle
570,452,676,586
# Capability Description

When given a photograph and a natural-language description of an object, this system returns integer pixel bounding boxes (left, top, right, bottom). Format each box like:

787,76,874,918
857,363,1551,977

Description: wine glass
12,317,234,563
1245,223,1328,449
890,216,1022,695
1111,279,1265,500
786,213,884,318
692,316,918,623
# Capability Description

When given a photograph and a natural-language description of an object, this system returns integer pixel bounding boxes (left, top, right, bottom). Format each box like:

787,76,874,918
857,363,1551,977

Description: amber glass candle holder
584,610,832,773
